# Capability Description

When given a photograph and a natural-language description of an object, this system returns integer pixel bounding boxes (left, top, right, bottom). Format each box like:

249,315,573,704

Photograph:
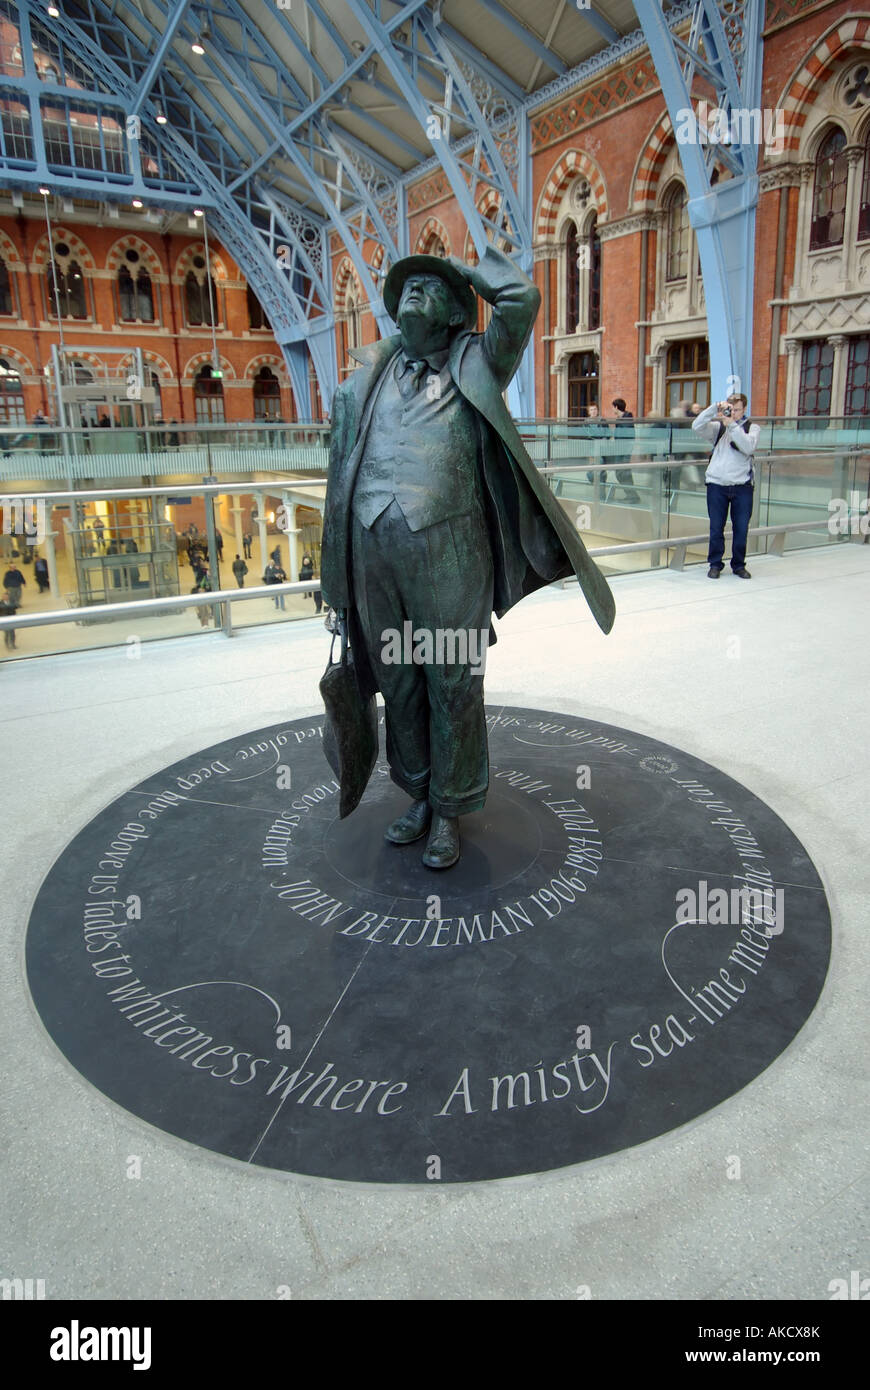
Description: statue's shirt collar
399,345,449,375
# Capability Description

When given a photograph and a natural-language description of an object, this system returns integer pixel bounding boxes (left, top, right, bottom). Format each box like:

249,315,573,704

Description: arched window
345,287,362,353
247,285,268,329
0,357,25,425
567,351,598,418
116,251,154,323
193,363,225,423
184,256,218,326
147,369,163,420
118,266,136,320
0,257,14,316
859,124,870,242
665,184,689,281
810,128,848,250
421,232,446,258
136,271,153,322
587,213,601,330
46,242,88,319
253,365,280,420
565,220,580,332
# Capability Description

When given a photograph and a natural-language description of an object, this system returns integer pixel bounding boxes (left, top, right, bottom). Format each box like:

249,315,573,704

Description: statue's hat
383,255,477,329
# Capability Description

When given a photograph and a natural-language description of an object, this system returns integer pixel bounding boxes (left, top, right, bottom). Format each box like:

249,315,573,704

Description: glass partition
0,479,328,660
541,449,864,576
1,434,866,659
0,420,331,485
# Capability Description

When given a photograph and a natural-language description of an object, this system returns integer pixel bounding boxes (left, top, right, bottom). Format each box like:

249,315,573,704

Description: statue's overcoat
321,246,615,702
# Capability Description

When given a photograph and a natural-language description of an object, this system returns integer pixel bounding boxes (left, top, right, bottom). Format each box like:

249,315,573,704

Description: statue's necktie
398,358,428,400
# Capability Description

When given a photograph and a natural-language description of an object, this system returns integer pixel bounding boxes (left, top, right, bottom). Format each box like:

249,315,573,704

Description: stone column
43,525,60,599
653,208,668,309
790,162,815,292
229,502,245,557
842,146,865,285
783,338,803,417
254,490,268,572
551,357,568,419
281,493,298,580
649,343,667,417
827,335,849,420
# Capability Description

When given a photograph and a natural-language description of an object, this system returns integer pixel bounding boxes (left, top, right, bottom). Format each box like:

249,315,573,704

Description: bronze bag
319,614,378,818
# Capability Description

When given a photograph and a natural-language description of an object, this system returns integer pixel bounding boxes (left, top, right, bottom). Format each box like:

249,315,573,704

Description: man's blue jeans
706,481,754,571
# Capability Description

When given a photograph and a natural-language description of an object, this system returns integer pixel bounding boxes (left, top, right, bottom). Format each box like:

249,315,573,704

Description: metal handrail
0,580,320,632
539,447,866,475
0,480,325,502
584,518,832,559
1,513,847,636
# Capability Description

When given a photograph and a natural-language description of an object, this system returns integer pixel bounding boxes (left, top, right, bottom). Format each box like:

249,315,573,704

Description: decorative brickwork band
536,150,608,241
772,17,870,159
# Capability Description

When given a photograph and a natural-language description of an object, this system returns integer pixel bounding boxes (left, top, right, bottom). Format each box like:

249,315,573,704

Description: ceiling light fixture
191,22,210,56
155,107,167,125
132,198,143,208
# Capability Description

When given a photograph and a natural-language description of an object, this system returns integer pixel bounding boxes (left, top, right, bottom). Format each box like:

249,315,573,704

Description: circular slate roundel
26,708,831,1184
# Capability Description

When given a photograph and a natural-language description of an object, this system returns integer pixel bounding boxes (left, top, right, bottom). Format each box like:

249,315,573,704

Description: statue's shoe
422,815,460,870
385,799,432,845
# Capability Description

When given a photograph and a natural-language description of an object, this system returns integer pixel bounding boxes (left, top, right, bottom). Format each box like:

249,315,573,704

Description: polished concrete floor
1,542,867,1300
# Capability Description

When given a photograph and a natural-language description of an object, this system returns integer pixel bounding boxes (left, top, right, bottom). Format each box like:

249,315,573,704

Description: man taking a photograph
692,392,761,578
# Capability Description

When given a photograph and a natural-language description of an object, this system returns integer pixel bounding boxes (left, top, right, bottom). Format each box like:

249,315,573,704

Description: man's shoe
422,815,460,870
707,566,722,578
385,798,431,845
733,567,752,579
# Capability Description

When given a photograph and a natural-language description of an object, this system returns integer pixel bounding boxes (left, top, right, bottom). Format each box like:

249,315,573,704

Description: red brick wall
0,217,299,424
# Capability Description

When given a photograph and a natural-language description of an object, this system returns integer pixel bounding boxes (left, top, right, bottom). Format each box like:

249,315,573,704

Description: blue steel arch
2,1,762,418
633,0,764,408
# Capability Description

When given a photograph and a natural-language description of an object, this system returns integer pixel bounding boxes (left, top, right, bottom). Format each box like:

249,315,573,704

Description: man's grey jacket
320,245,615,700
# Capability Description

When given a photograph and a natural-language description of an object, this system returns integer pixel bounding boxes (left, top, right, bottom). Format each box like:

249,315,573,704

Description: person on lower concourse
2,564,25,609
264,559,286,609
0,594,16,648
34,554,50,593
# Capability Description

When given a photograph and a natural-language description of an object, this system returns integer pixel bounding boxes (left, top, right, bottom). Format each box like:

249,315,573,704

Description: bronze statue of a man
321,246,614,869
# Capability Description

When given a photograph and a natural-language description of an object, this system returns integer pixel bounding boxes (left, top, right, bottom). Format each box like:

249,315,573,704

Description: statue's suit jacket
321,246,616,701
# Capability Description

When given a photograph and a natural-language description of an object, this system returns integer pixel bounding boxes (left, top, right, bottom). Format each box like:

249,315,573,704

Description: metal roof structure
0,1,762,416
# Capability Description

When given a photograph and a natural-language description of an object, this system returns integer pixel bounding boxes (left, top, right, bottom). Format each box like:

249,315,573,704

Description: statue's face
397,273,462,334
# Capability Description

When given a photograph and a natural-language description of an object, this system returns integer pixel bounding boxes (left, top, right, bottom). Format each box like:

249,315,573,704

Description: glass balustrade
0,420,331,484
1,417,867,659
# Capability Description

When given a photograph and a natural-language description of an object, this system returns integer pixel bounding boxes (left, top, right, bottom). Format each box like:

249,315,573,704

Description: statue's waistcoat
351,356,481,533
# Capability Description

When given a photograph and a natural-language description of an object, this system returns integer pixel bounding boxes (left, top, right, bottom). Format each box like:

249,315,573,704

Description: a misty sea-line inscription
27,708,830,1182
